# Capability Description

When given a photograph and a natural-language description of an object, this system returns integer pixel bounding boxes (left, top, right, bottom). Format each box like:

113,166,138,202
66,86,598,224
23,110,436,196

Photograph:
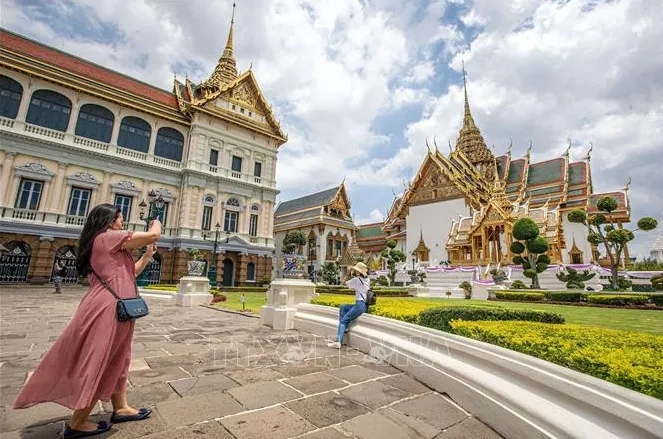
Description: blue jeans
336,300,367,342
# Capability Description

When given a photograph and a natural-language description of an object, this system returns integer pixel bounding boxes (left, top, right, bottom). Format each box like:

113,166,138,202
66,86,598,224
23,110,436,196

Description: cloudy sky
3,0,662,258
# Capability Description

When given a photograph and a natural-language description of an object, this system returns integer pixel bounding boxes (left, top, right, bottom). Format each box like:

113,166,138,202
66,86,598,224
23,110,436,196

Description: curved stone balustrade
294,304,663,439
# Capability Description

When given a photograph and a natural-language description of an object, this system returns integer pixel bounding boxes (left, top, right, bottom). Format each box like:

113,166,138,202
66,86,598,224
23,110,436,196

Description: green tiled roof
275,187,339,216
526,185,563,197
357,225,385,239
568,162,586,185
527,159,564,185
496,155,508,179
507,160,524,183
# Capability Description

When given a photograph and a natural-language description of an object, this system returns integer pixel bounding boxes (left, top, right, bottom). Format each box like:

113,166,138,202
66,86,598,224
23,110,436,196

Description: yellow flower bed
450,321,663,400
312,294,449,323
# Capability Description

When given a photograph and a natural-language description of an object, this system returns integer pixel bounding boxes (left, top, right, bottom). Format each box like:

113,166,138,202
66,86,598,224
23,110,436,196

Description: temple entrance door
51,246,78,283
0,241,31,283
222,258,234,286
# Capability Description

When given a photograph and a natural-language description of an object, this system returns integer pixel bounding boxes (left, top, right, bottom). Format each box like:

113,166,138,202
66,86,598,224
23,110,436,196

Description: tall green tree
282,230,307,254
568,196,657,289
382,240,406,285
510,218,550,289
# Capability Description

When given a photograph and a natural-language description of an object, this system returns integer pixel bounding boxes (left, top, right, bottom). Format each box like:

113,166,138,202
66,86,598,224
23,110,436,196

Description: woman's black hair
76,203,121,276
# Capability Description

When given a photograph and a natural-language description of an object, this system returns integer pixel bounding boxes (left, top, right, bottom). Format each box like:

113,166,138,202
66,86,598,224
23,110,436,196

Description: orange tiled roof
0,28,178,109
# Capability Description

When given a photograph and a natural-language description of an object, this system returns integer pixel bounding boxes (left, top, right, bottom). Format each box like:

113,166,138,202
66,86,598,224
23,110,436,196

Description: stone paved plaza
0,286,502,439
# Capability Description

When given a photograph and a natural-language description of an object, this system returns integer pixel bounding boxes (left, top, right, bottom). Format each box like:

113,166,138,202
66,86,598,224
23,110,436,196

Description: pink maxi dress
13,230,137,410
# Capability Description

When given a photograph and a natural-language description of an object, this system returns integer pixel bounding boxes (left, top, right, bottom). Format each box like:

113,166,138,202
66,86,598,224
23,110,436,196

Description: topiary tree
282,230,307,254
568,196,658,289
489,268,508,285
318,261,340,285
651,274,663,291
381,239,406,285
510,218,550,289
556,266,596,289
510,280,528,289
459,281,472,299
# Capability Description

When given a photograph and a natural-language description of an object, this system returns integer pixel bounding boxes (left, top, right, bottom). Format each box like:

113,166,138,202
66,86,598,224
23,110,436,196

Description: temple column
0,152,16,206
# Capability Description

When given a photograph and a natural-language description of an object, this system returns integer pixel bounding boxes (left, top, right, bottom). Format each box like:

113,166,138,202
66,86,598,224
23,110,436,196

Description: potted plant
187,248,207,276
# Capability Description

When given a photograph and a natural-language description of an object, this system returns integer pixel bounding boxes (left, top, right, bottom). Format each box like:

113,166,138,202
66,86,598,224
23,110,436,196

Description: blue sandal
64,420,112,439
110,407,152,424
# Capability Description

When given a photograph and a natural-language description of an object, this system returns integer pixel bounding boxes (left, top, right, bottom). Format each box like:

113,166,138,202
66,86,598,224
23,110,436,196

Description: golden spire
201,2,238,89
455,61,493,173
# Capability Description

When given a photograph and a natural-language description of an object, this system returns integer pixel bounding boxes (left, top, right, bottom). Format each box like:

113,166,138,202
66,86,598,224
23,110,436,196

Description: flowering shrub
311,295,446,323
450,321,663,400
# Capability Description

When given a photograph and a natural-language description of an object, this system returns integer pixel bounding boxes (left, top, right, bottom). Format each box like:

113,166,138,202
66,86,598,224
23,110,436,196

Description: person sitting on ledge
328,262,370,349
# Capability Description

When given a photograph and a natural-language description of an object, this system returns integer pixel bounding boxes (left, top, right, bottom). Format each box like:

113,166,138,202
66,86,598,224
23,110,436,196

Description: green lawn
213,291,267,313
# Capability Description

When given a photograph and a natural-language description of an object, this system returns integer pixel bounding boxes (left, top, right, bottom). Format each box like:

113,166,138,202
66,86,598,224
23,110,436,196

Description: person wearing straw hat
328,261,370,349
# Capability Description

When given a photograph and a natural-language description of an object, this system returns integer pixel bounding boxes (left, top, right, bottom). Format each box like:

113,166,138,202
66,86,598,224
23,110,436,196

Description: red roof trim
1,29,178,108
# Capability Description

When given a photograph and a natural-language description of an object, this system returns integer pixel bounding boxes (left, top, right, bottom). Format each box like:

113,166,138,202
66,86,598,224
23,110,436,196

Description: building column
147,121,158,158
0,152,17,206
66,103,81,135
238,252,248,286
194,187,204,231
30,236,54,284
99,171,111,204
240,204,250,234
7,175,21,207
50,162,67,212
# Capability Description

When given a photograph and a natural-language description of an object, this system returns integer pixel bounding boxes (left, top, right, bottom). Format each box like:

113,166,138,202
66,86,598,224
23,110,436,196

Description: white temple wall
407,198,470,263
561,217,591,264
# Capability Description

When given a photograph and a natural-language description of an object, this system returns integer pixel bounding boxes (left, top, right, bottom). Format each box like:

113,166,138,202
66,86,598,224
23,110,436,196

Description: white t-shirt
346,276,370,301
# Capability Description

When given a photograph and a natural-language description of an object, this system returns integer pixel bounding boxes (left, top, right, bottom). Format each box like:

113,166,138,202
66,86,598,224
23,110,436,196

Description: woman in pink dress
13,203,162,438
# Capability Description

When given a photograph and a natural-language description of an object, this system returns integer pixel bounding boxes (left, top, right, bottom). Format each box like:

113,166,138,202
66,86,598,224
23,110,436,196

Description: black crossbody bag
91,268,149,322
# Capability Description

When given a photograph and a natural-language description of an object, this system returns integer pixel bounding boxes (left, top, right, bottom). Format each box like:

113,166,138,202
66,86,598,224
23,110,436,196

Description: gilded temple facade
0,8,285,285
382,68,632,267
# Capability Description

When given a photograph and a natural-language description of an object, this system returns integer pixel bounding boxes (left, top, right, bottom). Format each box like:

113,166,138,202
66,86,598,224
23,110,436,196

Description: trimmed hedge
450,321,663,400
548,292,584,302
495,292,546,302
587,294,650,306
418,307,564,332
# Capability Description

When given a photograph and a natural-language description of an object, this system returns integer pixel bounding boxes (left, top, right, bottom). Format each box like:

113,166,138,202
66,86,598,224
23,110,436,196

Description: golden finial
526,140,532,157
448,140,453,153
433,137,440,153
507,137,513,155
425,137,431,153
249,62,252,70
564,138,572,157
585,142,593,160
623,176,631,191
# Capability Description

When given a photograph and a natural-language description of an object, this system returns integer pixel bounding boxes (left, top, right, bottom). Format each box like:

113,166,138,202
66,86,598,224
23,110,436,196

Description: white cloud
356,208,385,225
405,61,435,84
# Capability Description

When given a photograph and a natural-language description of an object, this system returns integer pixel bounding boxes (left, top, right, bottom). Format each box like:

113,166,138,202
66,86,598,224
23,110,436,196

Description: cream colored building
0,12,285,285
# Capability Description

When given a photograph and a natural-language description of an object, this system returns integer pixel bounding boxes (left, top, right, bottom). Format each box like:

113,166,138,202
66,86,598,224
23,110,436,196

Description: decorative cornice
67,171,100,189
111,179,140,195
152,187,176,203
14,162,54,181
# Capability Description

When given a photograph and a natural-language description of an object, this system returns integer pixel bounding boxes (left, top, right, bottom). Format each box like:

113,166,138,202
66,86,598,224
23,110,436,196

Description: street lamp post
136,190,165,287
203,222,222,286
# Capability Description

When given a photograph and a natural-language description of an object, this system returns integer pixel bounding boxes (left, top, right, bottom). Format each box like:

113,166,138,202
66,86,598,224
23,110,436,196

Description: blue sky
4,0,663,258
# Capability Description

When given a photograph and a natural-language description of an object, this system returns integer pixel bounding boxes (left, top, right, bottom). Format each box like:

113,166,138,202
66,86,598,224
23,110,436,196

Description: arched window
117,116,150,153
74,104,114,143
25,89,72,132
0,75,23,119
246,262,255,281
155,127,184,161
226,198,240,207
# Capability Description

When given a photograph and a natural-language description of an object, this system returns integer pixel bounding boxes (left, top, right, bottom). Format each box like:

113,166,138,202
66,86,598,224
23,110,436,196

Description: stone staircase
419,270,476,298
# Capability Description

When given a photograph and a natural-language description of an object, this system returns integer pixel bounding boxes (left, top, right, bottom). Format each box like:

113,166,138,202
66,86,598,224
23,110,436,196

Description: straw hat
350,262,368,276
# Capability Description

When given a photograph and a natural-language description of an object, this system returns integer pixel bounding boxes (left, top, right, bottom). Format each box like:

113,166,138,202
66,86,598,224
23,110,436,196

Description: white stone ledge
294,304,663,439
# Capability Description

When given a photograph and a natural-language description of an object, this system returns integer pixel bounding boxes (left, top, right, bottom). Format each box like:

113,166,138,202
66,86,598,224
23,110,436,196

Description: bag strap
90,267,140,300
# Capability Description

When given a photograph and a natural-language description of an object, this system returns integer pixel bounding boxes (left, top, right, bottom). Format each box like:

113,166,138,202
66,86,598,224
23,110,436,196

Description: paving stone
0,386,20,407
89,410,169,438
433,417,503,439
272,360,331,377
284,372,348,395
155,391,244,428
221,405,316,439
340,380,410,409
342,408,441,439
129,366,190,386
327,365,386,383
144,354,202,368
170,332,205,342
0,333,26,340
141,421,235,438
168,374,239,397
227,380,302,409
298,426,357,438
0,420,64,438
129,358,150,372
0,372,27,388
390,393,468,430
378,373,431,394
0,359,41,375
224,367,287,385
285,392,371,428
0,401,99,432
102,382,180,411
357,360,401,375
